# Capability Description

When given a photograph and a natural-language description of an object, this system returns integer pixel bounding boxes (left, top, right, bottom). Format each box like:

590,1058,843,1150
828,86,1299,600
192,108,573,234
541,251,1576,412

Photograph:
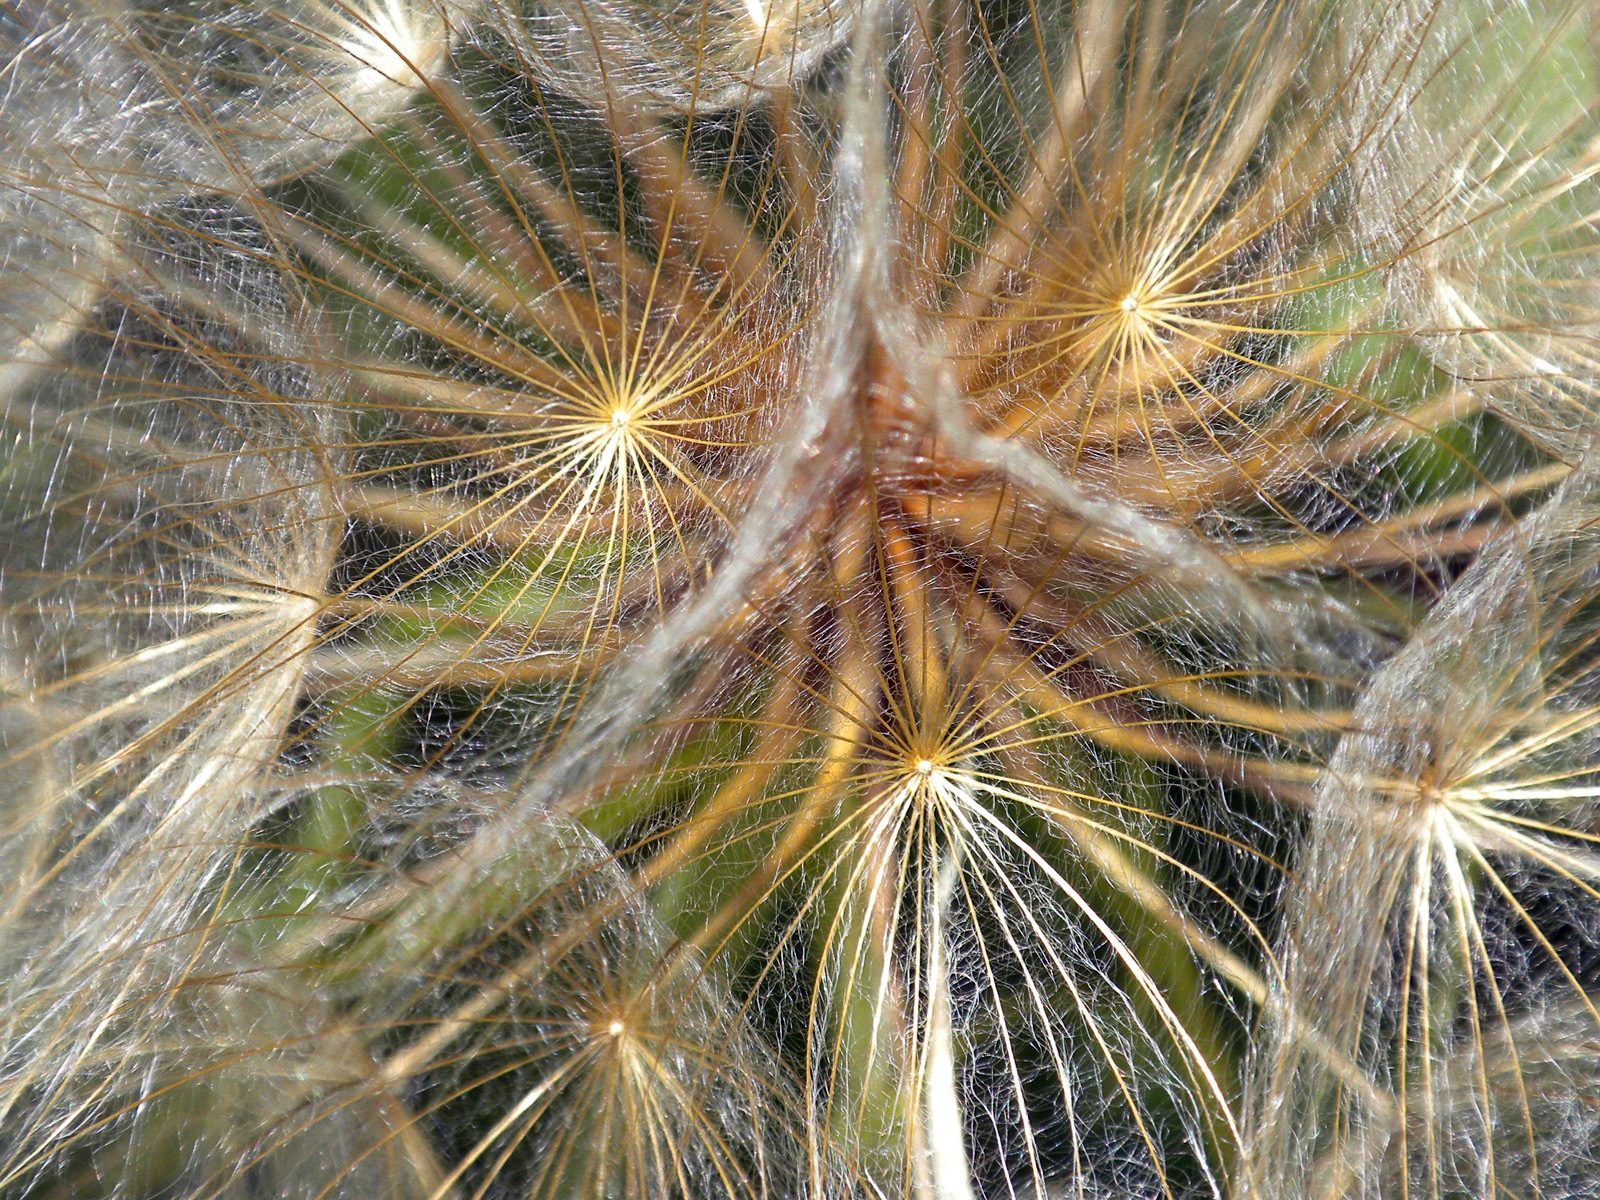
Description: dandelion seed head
13,0,1600,1196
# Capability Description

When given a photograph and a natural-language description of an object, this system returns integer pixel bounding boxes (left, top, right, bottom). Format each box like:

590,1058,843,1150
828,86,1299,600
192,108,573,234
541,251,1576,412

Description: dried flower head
3,0,1600,1197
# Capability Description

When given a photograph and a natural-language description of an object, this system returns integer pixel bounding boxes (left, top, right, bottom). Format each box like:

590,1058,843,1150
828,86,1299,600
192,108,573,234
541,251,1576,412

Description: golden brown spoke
346,362,602,427
1,609,312,776
429,76,659,305
969,614,1321,806
888,0,944,273
988,577,1351,736
769,90,822,234
967,307,1232,444
331,182,612,349
1137,380,1470,516
349,425,609,503
304,640,611,692
946,0,1124,325
340,434,599,535
1316,386,1487,467
400,110,577,299
624,308,794,424
976,728,1393,1118
342,479,719,558
375,915,603,1090
686,515,887,956
1223,474,1564,575
686,710,879,964
899,0,969,294
1085,332,1293,443
287,222,584,394
606,97,774,299
879,516,950,731
904,483,1263,585
1064,347,1416,509
951,804,1238,1186
1086,326,1271,437
956,304,1128,406
1135,16,1296,272
25,2,1600,1195
628,663,812,892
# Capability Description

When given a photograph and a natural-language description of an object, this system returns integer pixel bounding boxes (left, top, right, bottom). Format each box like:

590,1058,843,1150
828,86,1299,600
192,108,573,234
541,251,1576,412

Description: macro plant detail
1246,462,1600,1199
2,0,1600,1198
